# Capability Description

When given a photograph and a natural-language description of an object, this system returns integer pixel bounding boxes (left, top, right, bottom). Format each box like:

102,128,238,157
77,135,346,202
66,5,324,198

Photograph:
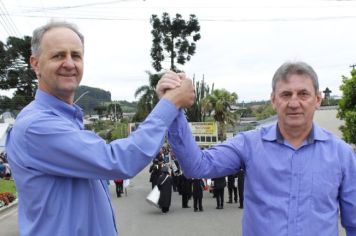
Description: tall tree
0,36,37,110
204,89,238,141
132,71,161,122
150,12,201,72
106,102,123,122
337,68,356,145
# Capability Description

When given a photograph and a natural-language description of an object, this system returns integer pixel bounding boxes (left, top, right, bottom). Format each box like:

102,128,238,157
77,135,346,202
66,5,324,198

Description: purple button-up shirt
6,89,179,236
168,111,356,236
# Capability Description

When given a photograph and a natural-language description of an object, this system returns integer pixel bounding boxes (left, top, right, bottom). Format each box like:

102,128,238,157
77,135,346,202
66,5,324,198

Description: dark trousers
238,187,244,207
115,182,123,197
214,188,224,207
193,196,203,210
228,186,238,202
182,194,190,207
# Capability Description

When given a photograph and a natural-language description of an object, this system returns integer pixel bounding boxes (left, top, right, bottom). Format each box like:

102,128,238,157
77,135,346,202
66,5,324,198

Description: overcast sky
1,0,356,102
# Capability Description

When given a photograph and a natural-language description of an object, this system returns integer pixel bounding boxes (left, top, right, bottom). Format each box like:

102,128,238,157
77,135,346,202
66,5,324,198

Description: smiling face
271,74,322,134
30,27,84,104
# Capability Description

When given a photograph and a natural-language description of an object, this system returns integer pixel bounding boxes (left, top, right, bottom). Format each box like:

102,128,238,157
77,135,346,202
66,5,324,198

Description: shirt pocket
311,171,340,213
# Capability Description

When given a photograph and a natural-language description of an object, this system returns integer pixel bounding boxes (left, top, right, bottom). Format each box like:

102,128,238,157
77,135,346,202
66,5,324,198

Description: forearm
24,99,179,179
168,112,243,178
168,111,202,178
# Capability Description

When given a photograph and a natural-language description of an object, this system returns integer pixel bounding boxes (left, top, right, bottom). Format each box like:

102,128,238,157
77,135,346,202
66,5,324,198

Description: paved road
0,165,348,236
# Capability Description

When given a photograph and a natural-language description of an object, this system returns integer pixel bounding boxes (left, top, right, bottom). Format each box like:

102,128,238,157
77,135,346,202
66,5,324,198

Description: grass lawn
0,179,17,195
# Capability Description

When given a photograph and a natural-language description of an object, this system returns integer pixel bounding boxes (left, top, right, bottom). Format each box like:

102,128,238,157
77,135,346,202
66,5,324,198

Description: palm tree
185,75,214,122
204,89,238,141
132,71,162,122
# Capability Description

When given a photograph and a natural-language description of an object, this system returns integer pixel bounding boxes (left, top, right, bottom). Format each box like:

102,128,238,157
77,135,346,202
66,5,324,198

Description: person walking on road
212,176,226,209
157,166,173,213
192,178,205,212
226,173,238,204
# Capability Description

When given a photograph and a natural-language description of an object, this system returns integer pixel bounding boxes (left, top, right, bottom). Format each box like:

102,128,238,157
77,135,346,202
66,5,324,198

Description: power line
7,13,356,23
0,0,21,37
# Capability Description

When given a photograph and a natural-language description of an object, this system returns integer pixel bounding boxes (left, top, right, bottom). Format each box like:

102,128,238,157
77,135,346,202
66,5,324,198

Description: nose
287,94,300,108
62,55,75,68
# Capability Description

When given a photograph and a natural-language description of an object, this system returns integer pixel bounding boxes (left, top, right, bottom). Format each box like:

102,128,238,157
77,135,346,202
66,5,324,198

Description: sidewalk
0,198,18,216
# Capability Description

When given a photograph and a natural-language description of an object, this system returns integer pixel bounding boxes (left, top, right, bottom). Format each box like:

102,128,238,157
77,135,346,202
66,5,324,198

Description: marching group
148,146,245,214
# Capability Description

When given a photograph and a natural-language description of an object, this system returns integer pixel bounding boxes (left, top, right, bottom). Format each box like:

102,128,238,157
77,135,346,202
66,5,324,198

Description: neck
278,123,313,149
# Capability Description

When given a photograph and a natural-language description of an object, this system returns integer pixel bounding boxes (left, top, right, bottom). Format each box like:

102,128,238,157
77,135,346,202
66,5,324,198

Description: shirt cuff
149,98,180,127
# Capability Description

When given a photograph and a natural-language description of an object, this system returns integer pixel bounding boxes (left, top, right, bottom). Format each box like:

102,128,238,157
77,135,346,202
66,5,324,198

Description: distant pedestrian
192,178,205,212
178,173,192,208
114,179,124,198
149,158,163,189
212,177,226,209
157,166,173,213
226,173,238,204
237,169,245,209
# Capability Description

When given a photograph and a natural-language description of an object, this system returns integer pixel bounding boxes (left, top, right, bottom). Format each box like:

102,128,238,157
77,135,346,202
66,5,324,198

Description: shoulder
12,102,76,141
315,125,354,151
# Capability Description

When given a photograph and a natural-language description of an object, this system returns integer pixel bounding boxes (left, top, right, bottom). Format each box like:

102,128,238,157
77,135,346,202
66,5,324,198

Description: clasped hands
156,71,195,108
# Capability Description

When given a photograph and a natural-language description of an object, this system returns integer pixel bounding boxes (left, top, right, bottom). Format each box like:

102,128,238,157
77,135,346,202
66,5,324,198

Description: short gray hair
31,21,84,56
272,61,319,93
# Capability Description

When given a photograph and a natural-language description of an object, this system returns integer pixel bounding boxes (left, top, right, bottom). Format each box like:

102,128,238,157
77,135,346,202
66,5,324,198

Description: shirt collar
35,89,83,121
262,122,329,144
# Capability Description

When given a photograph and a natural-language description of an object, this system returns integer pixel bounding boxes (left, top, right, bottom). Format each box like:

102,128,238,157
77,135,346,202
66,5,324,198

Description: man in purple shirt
6,21,195,236
159,62,356,236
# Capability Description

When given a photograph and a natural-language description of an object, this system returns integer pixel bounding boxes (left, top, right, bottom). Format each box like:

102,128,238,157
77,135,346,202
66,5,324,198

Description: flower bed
0,192,16,208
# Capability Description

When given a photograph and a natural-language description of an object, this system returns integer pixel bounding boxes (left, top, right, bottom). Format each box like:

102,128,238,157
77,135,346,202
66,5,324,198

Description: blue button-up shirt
168,112,356,236
6,89,179,236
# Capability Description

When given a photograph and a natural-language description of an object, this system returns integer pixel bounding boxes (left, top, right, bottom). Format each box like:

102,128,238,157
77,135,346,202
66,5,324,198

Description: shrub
0,192,16,206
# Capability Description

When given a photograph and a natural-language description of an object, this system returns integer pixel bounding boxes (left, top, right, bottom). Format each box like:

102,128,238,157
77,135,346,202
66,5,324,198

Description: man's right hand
156,72,195,108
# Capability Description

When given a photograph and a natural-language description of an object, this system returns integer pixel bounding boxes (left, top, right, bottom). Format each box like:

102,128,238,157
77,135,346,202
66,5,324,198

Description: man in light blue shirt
6,21,195,236
159,62,356,236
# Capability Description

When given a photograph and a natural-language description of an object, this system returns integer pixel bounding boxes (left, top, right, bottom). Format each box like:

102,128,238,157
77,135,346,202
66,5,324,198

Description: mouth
287,113,303,117
58,73,76,77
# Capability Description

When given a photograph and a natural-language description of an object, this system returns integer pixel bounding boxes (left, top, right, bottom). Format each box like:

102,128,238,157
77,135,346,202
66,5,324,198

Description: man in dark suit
226,173,238,204
212,176,226,209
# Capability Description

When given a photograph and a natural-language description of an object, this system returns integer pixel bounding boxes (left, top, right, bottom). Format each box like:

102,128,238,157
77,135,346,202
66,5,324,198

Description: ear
315,91,322,109
30,55,40,78
270,92,277,110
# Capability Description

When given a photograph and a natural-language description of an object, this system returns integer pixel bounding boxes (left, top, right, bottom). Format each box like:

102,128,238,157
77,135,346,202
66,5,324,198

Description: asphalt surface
0,164,348,236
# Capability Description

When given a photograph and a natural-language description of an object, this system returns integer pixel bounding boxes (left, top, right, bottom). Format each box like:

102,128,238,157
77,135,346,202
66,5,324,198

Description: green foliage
132,71,161,122
337,69,356,144
117,100,137,113
253,102,276,121
0,36,37,111
150,12,201,72
0,179,16,195
87,120,129,142
203,89,238,141
185,75,214,122
74,85,111,113
235,107,253,117
109,123,129,140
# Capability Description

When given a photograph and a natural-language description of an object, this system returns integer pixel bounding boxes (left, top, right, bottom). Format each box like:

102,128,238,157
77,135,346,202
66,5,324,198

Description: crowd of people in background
148,145,245,214
0,152,11,180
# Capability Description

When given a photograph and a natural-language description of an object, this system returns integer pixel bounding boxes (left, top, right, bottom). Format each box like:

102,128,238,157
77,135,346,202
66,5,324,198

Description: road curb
0,198,18,215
